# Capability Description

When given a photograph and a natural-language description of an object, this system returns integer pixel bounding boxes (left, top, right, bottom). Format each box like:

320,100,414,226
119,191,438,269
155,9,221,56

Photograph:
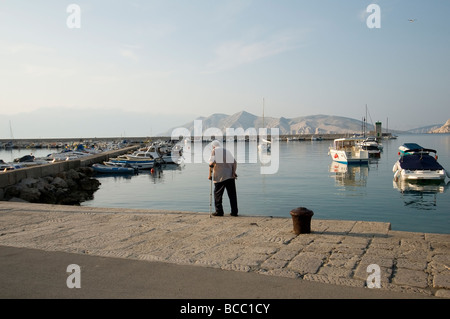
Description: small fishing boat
92,163,136,174
393,146,448,181
329,137,369,164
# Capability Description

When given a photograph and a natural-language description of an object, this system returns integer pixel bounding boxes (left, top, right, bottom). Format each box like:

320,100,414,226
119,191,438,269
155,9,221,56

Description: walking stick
209,166,213,218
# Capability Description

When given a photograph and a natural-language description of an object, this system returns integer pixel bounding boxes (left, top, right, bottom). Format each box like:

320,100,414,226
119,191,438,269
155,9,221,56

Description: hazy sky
1,1,449,138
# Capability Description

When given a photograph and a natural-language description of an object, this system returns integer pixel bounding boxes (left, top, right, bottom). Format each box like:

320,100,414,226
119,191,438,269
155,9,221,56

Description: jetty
0,145,139,195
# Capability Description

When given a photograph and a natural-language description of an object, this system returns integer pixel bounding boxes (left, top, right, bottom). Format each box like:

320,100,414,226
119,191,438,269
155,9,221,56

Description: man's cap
211,140,221,148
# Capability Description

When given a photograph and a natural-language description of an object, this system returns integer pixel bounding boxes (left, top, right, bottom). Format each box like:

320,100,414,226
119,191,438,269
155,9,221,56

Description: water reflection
94,163,185,184
146,163,185,183
393,179,450,210
329,162,369,187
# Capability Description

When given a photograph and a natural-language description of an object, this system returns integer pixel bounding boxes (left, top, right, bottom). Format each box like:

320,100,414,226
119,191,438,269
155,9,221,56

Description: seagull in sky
408,19,417,23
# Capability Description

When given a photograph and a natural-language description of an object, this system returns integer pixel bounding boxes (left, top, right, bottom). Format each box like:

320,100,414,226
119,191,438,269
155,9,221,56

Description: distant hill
160,111,376,136
429,119,450,133
407,123,444,134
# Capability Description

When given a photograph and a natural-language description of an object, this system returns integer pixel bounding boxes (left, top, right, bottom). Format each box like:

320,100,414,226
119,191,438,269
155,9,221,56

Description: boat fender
393,170,400,182
435,155,438,160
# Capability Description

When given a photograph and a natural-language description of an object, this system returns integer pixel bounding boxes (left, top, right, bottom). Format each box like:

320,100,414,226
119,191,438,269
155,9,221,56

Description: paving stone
287,252,325,275
393,268,429,289
317,265,353,278
396,258,428,271
260,257,288,270
433,272,450,289
435,289,450,298
326,255,360,269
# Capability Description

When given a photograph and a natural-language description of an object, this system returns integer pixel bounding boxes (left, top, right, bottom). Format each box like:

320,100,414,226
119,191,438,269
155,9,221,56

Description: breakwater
0,145,139,203
0,133,397,149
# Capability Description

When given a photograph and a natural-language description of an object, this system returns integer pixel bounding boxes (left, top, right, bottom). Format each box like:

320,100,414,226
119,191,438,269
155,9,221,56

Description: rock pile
2,167,101,205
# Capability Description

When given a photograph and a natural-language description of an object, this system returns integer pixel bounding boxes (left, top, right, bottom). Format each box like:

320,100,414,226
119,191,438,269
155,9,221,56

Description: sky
1,0,449,138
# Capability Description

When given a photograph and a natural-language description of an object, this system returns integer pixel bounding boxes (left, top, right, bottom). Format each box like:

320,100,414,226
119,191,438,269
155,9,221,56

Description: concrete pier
0,202,448,298
0,145,139,191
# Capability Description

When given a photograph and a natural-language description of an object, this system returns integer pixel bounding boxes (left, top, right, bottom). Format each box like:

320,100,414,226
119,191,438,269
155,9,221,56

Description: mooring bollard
290,207,314,235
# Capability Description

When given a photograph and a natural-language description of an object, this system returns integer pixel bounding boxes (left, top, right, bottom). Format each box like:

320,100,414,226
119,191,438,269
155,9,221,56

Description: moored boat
92,163,136,174
328,137,369,164
357,136,383,158
393,146,448,181
257,138,271,152
107,157,156,170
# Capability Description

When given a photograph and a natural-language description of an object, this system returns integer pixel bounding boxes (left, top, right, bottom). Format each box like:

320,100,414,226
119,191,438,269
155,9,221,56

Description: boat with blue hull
393,145,449,181
92,163,137,174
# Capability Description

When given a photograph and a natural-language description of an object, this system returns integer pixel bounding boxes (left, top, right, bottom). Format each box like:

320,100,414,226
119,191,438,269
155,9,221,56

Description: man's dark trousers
214,178,238,215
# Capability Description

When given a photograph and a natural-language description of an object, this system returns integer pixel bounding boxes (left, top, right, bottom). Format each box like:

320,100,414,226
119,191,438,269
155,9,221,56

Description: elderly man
208,140,238,217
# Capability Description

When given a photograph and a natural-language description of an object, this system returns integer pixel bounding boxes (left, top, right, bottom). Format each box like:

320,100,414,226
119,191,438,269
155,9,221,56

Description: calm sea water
2,134,449,234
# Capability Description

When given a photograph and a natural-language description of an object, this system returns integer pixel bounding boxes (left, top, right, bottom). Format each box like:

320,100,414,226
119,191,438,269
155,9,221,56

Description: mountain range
161,111,449,136
162,111,380,136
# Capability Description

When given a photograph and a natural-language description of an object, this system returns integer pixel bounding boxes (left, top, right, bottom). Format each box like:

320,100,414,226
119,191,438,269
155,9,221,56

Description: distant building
375,121,382,140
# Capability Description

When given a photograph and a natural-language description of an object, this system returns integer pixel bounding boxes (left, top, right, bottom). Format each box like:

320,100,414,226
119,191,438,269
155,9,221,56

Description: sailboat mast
262,97,265,128
9,120,14,140
364,104,368,138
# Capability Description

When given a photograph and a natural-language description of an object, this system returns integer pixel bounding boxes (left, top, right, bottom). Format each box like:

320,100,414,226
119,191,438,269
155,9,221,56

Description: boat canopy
399,154,444,170
401,143,423,150
400,143,436,153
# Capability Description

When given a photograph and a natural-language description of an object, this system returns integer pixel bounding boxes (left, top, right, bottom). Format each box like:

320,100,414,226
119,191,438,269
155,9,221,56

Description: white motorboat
329,137,369,164
357,136,383,157
258,138,271,152
123,141,183,165
107,154,157,169
393,148,448,181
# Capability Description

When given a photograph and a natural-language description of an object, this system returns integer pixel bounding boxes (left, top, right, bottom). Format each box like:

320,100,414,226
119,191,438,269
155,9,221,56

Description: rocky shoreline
1,167,100,205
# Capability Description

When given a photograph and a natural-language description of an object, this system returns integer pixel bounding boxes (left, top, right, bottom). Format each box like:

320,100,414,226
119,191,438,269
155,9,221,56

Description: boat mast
262,97,265,128
9,120,14,140
364,104,368,138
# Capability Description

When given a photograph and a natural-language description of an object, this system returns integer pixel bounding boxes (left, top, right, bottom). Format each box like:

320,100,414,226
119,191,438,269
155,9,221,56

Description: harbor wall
0,133,397,149
0,145,139,191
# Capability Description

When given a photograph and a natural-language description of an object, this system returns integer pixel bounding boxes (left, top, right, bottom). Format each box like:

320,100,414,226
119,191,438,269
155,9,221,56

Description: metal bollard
290,207,314,235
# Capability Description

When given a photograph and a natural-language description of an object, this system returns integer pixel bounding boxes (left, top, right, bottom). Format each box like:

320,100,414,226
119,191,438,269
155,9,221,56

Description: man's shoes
230,213,238,217
211,212,223,217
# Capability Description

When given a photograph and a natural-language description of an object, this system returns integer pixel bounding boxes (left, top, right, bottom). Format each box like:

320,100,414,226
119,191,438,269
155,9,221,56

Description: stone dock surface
0,202,449,298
